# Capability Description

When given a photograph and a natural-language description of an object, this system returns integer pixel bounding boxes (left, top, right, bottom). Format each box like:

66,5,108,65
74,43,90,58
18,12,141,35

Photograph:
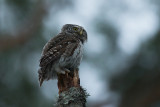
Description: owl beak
80,30,83,35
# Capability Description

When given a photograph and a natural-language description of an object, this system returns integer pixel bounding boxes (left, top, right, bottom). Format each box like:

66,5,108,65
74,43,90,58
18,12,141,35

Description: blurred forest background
0,0,160,107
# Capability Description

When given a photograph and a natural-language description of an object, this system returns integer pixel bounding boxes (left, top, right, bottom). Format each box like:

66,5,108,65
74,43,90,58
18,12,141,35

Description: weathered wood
57,70,80,94
56,70,88,107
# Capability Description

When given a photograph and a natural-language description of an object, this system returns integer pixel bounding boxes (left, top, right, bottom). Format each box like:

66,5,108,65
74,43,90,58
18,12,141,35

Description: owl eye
73,27,78,31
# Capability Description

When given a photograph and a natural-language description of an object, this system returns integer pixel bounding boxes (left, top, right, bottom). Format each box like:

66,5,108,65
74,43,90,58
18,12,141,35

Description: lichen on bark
56,87,89,107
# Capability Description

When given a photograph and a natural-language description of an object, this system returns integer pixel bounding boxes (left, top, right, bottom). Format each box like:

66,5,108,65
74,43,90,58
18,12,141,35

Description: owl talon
58,70,65,74
63,68,70,73
57,68,70,75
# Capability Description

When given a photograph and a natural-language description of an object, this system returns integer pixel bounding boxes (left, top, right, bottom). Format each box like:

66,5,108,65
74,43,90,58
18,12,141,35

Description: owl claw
63,68,70,73
57,68,70,75
57,70,65,74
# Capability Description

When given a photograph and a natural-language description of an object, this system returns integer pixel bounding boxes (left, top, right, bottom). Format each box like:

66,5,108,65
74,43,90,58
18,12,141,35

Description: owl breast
59,42,83,70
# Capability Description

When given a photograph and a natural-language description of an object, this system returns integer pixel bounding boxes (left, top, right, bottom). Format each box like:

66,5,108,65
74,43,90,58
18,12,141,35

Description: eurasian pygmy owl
38,24,87,86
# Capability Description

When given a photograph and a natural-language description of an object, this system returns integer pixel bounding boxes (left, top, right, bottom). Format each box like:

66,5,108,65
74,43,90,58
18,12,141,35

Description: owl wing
41,33,67,55
39,33,79,86
39,34,78,68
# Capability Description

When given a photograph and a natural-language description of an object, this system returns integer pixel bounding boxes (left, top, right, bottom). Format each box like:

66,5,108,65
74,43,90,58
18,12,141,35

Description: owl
38,24,87,86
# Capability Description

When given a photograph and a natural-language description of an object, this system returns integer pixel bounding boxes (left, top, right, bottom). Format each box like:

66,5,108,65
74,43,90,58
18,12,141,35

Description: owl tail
38,68,44,87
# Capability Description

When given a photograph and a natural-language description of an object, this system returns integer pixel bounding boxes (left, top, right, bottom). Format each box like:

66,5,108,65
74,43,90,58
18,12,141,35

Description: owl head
61,24,87,43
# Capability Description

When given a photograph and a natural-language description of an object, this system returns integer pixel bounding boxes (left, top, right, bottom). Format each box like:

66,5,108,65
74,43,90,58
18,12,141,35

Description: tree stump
56,70,89,107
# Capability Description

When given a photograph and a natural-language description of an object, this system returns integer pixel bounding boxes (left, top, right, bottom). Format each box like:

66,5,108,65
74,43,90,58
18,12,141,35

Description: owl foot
57,70,65,74
63,68,71,73
56,68,71,75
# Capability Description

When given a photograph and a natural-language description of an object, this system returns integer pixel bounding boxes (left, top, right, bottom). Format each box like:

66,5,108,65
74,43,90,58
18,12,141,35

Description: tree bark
56,70,88,107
